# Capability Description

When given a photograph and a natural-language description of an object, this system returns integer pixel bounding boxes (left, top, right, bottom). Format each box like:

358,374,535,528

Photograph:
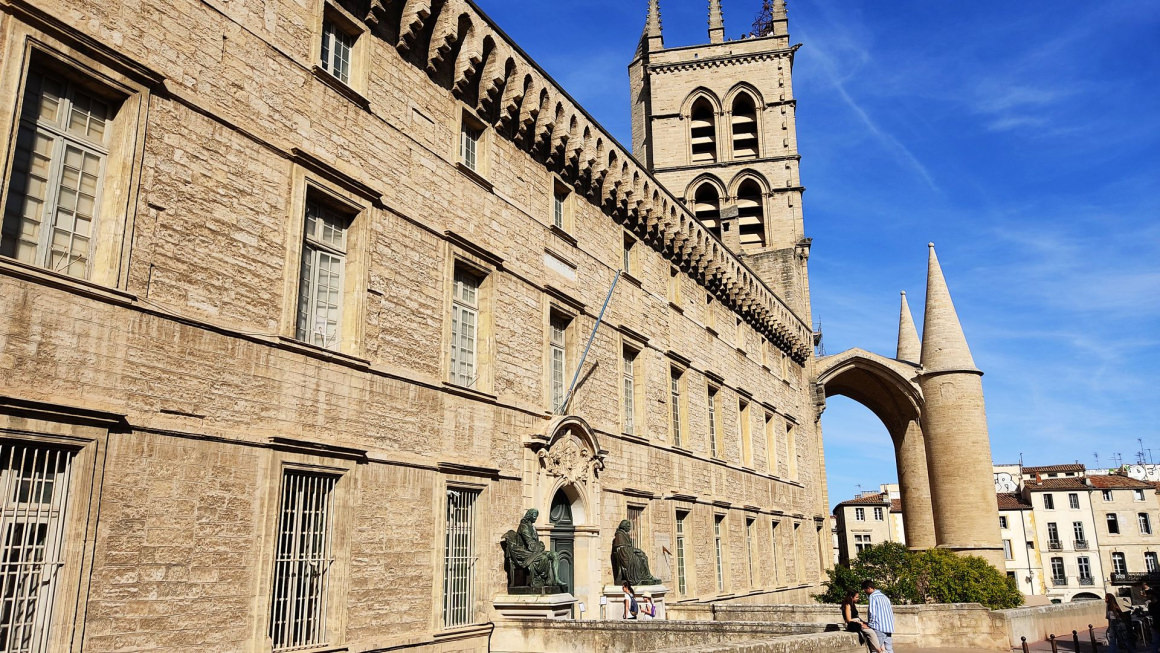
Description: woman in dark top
842,590,883,652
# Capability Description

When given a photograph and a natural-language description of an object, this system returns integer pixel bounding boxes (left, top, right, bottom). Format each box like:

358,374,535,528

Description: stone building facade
0,0,829,651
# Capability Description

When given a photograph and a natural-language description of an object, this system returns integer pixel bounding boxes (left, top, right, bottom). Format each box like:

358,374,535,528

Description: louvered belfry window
0,442,76,653
269,470,337,651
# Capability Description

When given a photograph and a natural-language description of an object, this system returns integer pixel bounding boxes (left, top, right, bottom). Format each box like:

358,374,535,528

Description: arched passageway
818,349,936,550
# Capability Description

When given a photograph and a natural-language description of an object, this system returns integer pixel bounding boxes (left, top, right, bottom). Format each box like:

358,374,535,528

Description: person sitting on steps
842,589,884,653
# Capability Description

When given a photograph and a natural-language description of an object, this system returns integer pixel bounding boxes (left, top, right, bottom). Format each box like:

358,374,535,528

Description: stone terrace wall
670,601,1109,651
491,620,859,653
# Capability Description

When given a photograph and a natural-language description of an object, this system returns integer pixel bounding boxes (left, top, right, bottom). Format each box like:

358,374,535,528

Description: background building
835,463,1160,603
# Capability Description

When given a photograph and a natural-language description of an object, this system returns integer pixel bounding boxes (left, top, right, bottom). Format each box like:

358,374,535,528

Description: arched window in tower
736,179,766,249
731,93,759,159
692,183,723,238
689,98,717,164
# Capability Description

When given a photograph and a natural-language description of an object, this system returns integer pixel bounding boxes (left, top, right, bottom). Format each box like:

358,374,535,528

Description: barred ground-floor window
269,470,338,651
443,487,480,628
0,441,76,653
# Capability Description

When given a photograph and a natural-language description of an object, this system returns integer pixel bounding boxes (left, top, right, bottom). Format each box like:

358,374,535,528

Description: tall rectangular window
874,507,884,521
1073,521,1086,546
320,20,355,84
627,506,644,549
1107,513,1120,535
2,71,112,279
549,314,570,413
675,511,688,594
1068,493,1080,510
713,515,725,592
738,400,752,467
1043,494,1054,510
785,422,797,480
1002,539,1013,560
0,442,76,653
999,516,1008,529
622,346,638,436
764,413,777,474
1050,557,1065,583
706,386,719,458
745,518,755,587
460,120,483,172
442,488,480,628
1077,556,1092,582
854,507,865,522
622,234,636,275
1146,552,1158,572
552,186,568,230
1047,522,1060,548
269,470,338,651
296,199,348,350
667,267,681,306
1112,552,1127,575
770,521,780,585
1134,489,1146,502
793,522,803,581
1138,512,1152,535
1102,490,1113,502
450,268,481,387
670,368,684,446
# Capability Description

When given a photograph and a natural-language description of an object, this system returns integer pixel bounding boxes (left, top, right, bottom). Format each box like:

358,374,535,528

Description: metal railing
1052,577,1068,587
1074,540,1089,550
1048,541,1063,551
1078,577,1095,586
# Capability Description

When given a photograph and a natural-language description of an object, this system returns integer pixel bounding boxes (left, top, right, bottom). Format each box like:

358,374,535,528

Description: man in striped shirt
862,579,895,653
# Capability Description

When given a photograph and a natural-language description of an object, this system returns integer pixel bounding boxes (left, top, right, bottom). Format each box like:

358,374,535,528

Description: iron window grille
0,442,76,653
442,488,480,629
268,470,338,652
675,512,688,594
713,516,725,592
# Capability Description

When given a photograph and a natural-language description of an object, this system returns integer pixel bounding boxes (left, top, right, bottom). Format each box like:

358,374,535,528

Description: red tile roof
1087,475,1155,490
1023,464,1085,474
1025,477,1089,491
997,493,1033,510
890,499,902,513
835,493,890,509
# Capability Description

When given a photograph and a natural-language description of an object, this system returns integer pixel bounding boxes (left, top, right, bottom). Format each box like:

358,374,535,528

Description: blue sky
472,1,1160,509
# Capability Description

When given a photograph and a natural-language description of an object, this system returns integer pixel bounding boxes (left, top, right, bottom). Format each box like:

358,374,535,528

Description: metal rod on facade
561,270,621,414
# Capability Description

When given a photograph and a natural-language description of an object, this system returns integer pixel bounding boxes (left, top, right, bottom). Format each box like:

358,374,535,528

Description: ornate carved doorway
549,489,575,595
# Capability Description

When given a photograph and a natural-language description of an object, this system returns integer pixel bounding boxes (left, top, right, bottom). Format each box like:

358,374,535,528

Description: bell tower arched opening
689,97,718,164
735,177,767,250
691,180,723,238
730,92,759,159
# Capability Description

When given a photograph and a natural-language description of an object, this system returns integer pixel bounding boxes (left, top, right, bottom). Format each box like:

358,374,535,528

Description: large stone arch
817,348,937,549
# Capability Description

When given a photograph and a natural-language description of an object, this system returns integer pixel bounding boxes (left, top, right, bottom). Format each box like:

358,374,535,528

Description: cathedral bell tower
629,0,811,322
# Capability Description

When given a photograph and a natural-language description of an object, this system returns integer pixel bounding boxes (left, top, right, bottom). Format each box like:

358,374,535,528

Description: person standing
863,579,895,653
1106,593,1136,653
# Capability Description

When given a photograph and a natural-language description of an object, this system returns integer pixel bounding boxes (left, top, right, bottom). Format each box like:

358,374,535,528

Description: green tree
816,542,1023,610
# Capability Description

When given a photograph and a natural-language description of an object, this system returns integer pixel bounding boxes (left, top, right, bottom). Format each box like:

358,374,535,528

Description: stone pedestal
493,593,577,620
601,584,668,620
